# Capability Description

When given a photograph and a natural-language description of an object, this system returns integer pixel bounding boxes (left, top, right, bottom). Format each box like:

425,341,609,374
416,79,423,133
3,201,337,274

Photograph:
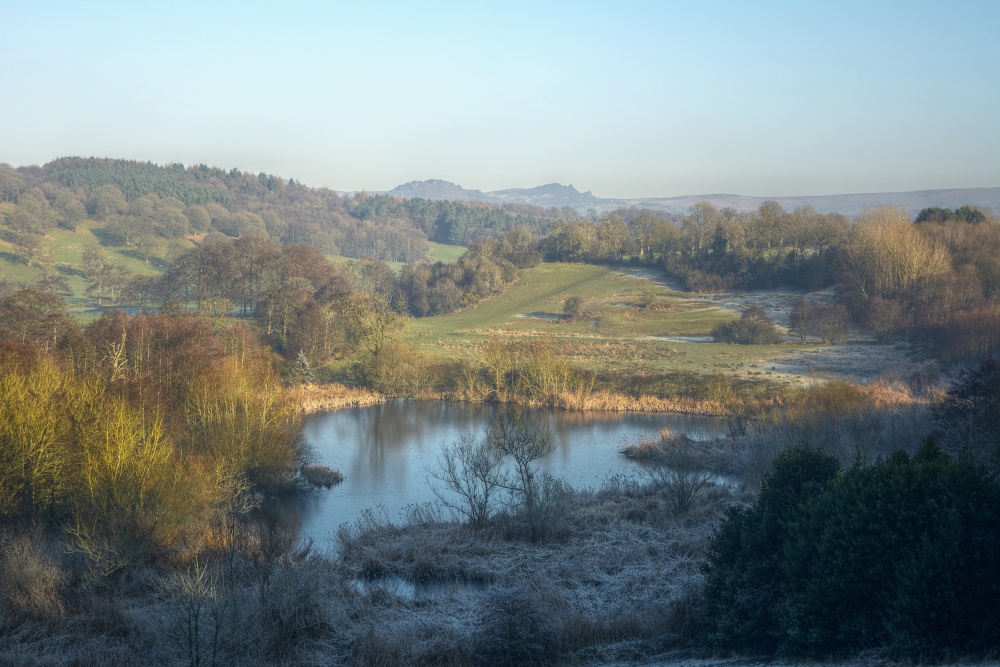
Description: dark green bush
700,441,1000,659
700,446,839,654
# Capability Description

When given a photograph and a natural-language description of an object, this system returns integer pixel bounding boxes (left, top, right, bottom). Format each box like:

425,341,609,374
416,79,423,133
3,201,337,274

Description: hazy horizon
3,1,998,198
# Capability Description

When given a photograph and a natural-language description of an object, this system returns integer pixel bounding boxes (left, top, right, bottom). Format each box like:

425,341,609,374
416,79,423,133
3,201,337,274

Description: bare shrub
247,513,312,602
562,295,584,320
712,306,783,345
162,559,224,667
253,559,333,660
812,302,850,344
430,433,504,527
791,299,850,344
487,408,557,536
0,533,66,620
864,296,908,343
622,429,717,516
499,472,573,543
638,289,671,311
431,408,562,541
153,555,347,667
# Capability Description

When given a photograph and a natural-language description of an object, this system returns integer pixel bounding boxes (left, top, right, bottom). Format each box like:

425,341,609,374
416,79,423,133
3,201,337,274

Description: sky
2,0,998,198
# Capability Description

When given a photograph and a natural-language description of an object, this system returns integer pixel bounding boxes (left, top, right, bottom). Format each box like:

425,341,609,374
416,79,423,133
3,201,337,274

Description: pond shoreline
282,402,730,547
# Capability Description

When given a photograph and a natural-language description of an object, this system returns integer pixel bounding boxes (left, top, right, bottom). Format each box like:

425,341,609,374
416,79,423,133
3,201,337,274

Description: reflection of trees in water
292,402,728,545
337,402,723,461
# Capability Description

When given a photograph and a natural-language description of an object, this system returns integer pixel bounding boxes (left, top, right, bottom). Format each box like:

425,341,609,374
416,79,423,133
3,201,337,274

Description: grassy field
403,262,813,382
426,241,466,263
383,241,466,273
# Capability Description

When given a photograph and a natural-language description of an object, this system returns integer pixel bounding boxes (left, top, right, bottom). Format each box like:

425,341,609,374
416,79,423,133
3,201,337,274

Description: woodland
0,157,998,665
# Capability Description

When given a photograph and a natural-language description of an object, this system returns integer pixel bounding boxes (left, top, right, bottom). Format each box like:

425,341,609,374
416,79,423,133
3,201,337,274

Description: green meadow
383,241,467,272
404,262,810,380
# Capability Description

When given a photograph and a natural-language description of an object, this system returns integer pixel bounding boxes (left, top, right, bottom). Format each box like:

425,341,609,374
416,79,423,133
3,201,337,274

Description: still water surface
288,401,726,549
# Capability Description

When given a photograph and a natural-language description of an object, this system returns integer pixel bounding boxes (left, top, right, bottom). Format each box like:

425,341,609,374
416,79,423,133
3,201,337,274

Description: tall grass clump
737,378,931,489
0,532,66,621
475,580,562,666
301,465,343,487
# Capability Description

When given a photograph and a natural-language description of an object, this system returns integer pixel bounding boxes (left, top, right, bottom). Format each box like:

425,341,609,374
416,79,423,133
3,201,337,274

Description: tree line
540,201,1000,361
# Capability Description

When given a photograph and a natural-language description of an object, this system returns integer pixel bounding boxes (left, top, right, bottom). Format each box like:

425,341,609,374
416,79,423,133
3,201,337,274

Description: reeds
301,465,344,487
292,382,385,413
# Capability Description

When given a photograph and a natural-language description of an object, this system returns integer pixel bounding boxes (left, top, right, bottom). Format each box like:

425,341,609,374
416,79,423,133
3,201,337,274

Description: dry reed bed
417,386,747,415
546,390,723,414
293,377,925,421
292,383,385,413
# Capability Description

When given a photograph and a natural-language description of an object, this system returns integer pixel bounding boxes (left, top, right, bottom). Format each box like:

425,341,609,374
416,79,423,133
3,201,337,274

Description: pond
277,400,727,549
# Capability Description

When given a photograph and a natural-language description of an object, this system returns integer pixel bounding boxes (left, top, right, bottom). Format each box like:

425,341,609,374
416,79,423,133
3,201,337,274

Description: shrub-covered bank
0,305,306,574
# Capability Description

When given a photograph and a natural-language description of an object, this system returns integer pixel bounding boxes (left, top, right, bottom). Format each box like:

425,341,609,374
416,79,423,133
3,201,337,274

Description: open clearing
404,262,927,387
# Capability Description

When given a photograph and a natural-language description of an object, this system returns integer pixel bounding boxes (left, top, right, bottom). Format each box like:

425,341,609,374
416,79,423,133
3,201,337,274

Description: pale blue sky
3,1,998,197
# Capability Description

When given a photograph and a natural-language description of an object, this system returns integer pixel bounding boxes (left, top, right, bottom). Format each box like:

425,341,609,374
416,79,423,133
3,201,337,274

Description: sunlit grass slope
383,242,466,273
403,262,805,378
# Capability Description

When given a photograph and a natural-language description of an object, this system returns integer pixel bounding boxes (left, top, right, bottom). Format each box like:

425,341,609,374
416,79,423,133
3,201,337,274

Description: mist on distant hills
386,179,1000,217
387,180,607,210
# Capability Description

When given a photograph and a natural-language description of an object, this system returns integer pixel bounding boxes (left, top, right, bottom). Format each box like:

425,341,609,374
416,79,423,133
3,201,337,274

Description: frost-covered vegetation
0,463,736,666
4,374,998,665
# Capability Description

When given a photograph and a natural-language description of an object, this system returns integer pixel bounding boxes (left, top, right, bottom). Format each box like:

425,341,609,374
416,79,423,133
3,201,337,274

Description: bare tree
430,408,558,537
486,408,555,521
841,205,950,306
430,433,504,527
83,245,114,306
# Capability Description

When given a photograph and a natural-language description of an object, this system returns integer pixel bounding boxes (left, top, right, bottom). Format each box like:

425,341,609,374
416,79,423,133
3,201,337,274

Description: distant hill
385,180,615,210
490,183,608,209
387,179,499,203
387,179,1000,217
626,188,1000,217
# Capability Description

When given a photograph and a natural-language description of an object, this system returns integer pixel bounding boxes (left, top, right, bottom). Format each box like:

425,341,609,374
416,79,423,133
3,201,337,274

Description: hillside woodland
3,158,999,366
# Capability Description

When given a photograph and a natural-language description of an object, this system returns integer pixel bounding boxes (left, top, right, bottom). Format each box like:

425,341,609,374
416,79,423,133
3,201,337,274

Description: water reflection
289,400,725,549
